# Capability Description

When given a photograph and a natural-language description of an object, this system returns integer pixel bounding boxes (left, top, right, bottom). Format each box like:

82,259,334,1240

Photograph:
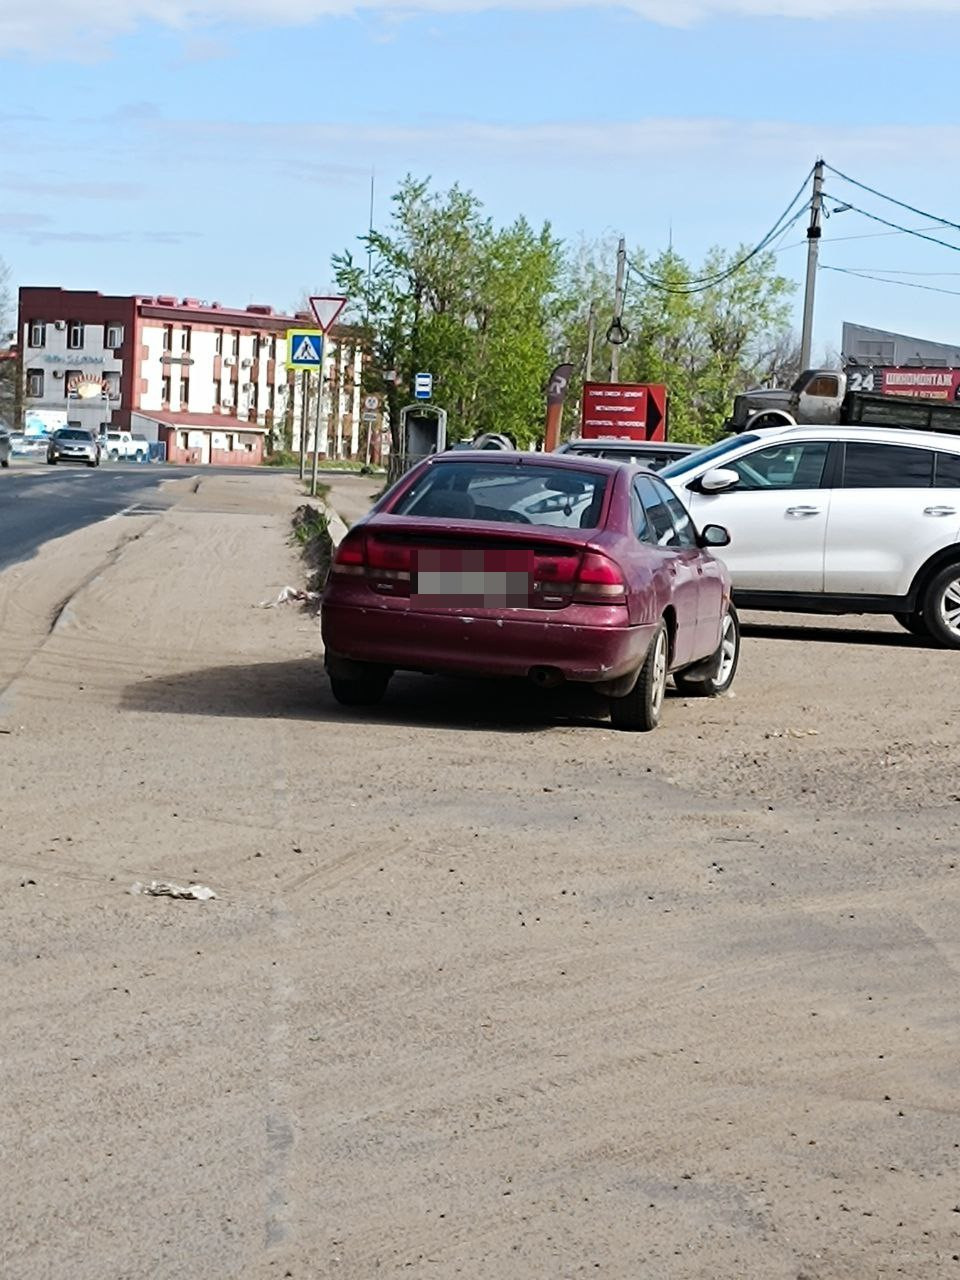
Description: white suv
660,424,960,647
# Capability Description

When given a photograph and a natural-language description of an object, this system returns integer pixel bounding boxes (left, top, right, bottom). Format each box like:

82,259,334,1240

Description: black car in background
555,438,701,470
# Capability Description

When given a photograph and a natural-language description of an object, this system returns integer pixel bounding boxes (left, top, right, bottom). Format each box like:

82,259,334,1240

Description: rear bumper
321,600,656,684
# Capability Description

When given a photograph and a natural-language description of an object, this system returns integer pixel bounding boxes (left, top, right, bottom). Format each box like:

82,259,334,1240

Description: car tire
0,457,8,468
893,611,931,639
109,450,119,461
135,451,145,462
329,665,391,707
609,621,668,732
47,457,56,465
674,605,741,697
918,564,960,649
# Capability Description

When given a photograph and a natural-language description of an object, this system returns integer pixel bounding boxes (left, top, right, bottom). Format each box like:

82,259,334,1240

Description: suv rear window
58,429,93,441
392,462,609,529
842,442,934,488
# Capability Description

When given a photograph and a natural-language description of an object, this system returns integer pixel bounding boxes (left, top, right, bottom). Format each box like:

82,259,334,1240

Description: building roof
134,411,269,435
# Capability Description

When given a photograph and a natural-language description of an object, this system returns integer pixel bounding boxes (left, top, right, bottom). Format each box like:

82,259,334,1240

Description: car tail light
366,536,412,595
532,551,579,606
331,534,412,596
574,551,627,603
331,535,367,576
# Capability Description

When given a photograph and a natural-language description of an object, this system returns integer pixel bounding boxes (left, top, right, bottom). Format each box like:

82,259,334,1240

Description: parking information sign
414,371,433,400
285,329,324,370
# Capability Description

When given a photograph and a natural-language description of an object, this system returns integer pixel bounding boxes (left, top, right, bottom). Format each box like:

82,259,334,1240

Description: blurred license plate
414,549,532,606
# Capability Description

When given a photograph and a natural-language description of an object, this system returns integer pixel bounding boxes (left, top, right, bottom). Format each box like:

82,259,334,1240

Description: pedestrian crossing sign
285,328,324,370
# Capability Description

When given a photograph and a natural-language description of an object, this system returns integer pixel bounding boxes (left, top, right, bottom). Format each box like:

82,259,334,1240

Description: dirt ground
1,469,959,1280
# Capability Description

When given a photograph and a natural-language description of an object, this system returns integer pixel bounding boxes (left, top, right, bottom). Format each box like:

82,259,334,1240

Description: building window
162,326,173,352
180,378,190,405
213,380,222,408
178,431,189,451
105,323,124,349
64,370,81,399
267,385,275,411
67,321,84,350
231,331,239,356
181,328,191,353
103,371,121,401
225,433,235,452
28,321,46,348
26,368,44,397
214,329,223,355
161,376,171,404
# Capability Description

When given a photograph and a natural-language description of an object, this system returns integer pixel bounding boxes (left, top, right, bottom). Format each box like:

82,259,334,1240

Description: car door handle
924,505,958,517
785,505,821,517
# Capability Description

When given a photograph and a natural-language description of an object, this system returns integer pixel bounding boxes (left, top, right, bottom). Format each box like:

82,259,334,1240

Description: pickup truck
100,431,150,462
726,367,960,436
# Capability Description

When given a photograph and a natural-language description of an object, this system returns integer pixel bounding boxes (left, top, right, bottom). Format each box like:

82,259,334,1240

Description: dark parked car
322,451,739,730
555,438,701,470
47,428,100,467
0,425,10,468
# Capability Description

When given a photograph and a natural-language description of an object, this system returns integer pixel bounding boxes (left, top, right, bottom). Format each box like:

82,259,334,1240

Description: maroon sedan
321,452,738,730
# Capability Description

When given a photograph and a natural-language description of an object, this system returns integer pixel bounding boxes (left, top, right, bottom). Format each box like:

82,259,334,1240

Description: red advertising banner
879,368,960,402
581,382,667,440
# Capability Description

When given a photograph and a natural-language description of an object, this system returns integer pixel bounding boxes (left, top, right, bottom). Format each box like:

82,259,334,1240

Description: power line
823,162,960,237
819,193,960,255
821,264,960,298
629,167,814,295
776,222,952,252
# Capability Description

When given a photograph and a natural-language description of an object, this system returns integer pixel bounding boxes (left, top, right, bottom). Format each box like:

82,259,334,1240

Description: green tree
557,243,796,444
0,256,16,427
332,176,564,450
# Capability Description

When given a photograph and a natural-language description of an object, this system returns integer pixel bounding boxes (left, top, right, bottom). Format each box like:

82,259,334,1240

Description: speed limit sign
363,395,380,412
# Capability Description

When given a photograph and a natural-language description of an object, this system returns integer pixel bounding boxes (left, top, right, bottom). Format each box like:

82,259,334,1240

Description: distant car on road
47,428,100,467
556,438,701,470
322,451,739,730
102,431,149,462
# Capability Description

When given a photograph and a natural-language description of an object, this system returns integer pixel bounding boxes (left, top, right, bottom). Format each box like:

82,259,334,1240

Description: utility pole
298,372,310,481
800,158,825,371
585,305,596,382
610,238,626,383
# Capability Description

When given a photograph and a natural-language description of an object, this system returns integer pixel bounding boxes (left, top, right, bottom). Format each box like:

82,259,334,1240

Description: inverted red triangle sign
309,295,347,333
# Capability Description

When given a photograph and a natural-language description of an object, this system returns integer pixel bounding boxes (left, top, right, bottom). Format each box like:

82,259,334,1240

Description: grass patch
292,503,334,592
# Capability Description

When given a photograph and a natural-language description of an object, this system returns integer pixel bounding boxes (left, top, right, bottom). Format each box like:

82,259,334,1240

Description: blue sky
4,0,960,357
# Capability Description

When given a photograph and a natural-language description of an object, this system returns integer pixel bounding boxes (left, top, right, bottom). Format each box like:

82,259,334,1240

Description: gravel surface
1,470,958,1280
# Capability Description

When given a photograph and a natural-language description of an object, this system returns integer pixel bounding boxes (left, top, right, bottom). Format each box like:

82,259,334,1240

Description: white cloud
2,0,959,55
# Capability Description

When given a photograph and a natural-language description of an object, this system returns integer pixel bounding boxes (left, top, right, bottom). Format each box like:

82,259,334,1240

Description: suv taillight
574,551,627,603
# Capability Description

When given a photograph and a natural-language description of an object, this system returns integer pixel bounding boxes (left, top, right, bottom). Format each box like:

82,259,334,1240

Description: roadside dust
1,471,958,1279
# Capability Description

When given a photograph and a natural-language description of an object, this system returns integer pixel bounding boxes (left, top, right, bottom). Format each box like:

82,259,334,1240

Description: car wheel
609,621,668,732
47,457,56,465
109,450,119,461
329,665,391,707
919,564,960,649
674,605,741,697
893,611,931,638
135,451,145,462
0,457,9,468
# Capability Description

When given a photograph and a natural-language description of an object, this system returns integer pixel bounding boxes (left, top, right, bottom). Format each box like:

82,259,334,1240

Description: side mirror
698,523,731,548
698,467,740,494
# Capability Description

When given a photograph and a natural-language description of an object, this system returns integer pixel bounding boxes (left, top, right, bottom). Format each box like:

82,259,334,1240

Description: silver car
47,428,100,467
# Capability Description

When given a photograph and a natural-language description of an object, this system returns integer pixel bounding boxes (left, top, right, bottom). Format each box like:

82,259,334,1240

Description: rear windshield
391,462,610,530
58,429,93,441
660,434,760,478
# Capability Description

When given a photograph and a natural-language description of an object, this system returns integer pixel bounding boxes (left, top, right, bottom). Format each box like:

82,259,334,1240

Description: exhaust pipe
528,665,564,689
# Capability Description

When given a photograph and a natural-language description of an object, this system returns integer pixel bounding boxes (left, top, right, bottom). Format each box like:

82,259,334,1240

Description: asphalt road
0,459,292,572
